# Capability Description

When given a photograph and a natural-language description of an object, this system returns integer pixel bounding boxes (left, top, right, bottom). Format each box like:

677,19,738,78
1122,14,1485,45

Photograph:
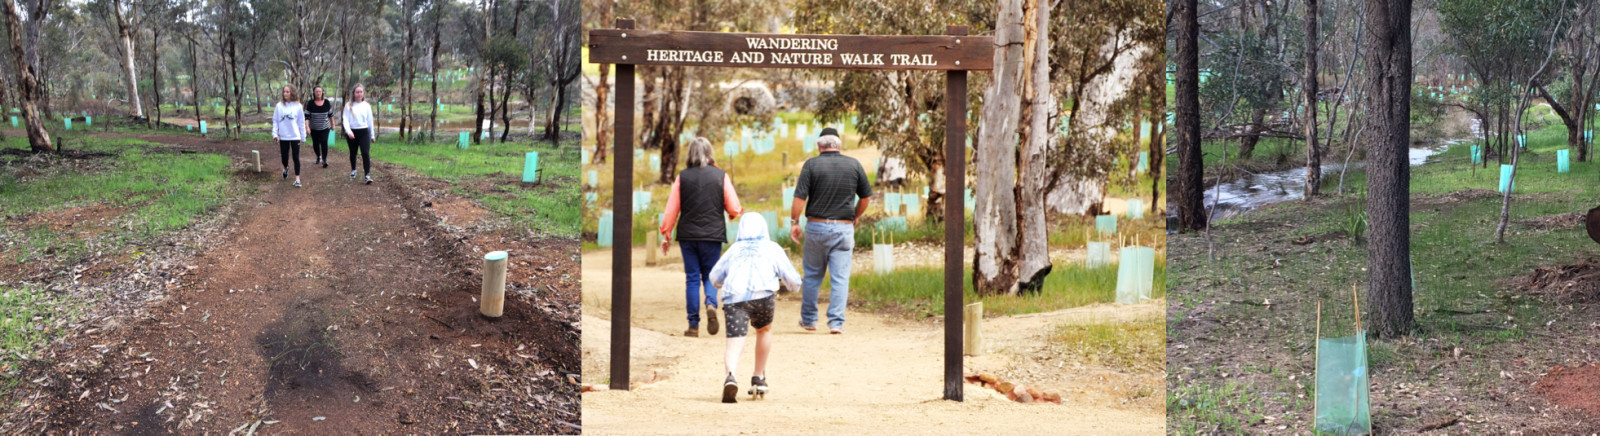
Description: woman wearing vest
660,137,744,337
271,85,308,187
342,84,376,184
305,86,334,168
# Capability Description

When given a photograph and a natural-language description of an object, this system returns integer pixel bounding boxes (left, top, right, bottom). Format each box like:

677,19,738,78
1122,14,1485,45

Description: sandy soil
5,130,580,434
578,249,1165,434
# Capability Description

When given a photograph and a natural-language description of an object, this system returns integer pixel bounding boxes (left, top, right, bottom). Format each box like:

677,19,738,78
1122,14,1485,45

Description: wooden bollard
252,150,260,172
645,230,660,266
964,302,982,356
481,251,508,318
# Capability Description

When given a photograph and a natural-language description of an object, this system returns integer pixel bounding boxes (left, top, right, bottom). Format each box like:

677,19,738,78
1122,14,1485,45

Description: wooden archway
589,20,993,401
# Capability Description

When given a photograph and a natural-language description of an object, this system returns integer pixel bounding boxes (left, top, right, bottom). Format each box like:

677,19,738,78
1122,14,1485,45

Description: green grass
1167,105,1600,431
1051,317,1165,372
848,259,1166,317
381,137,581,237
0,286,74,399
0,135,233,262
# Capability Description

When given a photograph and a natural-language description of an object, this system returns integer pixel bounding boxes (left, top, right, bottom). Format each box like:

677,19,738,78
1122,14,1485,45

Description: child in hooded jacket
708,213,800,403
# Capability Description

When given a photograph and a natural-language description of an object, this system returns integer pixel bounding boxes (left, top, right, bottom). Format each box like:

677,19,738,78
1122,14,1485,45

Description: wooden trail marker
964,302,983,356
481,251,508,318
593,21,989,401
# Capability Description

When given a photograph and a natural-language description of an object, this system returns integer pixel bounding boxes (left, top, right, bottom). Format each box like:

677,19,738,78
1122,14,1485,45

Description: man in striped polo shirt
788,127,872,334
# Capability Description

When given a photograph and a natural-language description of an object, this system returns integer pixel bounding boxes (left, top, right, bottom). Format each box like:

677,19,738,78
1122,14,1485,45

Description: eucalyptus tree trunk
1175,0,1206,231
1303,0,1320,199
3,0,49,152
972,0,1023,296
111,0,143,117
1362,0,1414,338
1015,0,1053,294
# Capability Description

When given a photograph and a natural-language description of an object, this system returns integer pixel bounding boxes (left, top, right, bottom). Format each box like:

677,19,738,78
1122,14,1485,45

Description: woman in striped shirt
305,86,334,168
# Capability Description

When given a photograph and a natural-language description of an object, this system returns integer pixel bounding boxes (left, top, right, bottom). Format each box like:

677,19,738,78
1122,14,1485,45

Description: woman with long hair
342,84,376,184
305,86,334,168
272,85,308,187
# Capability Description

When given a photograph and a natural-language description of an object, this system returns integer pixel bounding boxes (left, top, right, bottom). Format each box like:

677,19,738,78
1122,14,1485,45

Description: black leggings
279,140,301,175
310,128,330,162
348,128,371,175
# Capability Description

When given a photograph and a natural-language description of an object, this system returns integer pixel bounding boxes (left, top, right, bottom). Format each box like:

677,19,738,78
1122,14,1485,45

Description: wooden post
645,229,660,266
963,302,982,356
609,19,636,392
481,251,507,317
942,25,968,402
252,150,260,172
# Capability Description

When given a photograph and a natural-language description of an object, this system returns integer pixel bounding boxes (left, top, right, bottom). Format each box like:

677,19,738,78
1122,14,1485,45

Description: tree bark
150,25,160,128
1303,0,1320,199
111,0,142,117
471,0,494,145
400,0,414,140
1362,0,1414,338
2,0,48,152
1238,109,1264,158
1015,0,1052,294
973,0,1023,296
429,0,442,141
1175,0,1206,231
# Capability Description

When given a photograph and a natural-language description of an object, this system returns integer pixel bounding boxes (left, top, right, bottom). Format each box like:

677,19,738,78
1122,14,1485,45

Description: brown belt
807,218,854,224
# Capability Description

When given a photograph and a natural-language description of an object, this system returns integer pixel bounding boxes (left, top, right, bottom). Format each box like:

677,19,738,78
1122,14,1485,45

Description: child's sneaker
748,375,768,399
721,373,739,403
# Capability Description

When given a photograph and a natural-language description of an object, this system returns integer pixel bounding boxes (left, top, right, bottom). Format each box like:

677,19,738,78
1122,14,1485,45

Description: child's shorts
723,294,775,338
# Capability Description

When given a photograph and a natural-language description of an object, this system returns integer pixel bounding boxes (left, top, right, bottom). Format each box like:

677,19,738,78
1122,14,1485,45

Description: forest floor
0,126,581,434
577,247,1165,434
1167,119,1600,434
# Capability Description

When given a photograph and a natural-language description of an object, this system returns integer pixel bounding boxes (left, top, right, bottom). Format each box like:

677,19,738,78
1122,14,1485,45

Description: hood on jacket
736,212,768,243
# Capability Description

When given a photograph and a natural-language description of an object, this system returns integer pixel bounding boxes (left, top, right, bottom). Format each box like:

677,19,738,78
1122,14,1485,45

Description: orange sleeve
660,177,682,238
723,174,743,219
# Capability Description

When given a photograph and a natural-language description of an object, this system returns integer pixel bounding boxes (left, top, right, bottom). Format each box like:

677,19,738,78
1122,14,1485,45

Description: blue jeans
680,240,723,328
800,221,854,329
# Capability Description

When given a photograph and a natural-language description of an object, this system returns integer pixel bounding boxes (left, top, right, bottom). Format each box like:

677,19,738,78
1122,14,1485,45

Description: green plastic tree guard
1498,164,1515,193
1095,215,1117,235
523,152,539,183
1316,331,1372,435
597,211,614,247
1558,149,1570,173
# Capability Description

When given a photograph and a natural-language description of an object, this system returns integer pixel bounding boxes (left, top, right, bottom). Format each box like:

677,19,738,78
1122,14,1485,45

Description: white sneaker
349,170,357,179
364,175,373,185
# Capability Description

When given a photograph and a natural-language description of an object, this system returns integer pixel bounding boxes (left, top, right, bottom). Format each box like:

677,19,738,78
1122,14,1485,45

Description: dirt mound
1513,259,1600,300
1536,364,1600,416
1414,189,1498,206
1516,212,1585,231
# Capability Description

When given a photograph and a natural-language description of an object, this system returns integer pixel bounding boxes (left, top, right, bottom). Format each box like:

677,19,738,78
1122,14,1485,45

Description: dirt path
16,131,579,434
578,249,1165,434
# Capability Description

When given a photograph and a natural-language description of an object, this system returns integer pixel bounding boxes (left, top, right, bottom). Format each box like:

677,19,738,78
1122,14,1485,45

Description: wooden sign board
589,29,993,71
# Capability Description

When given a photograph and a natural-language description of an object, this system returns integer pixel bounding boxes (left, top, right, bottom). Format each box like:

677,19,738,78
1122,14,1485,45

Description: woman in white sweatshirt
342,83,377,184
272,85,309,187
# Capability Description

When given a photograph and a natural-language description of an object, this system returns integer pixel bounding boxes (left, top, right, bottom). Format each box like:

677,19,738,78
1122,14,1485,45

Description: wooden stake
964,302,982,356
252,150,260,172
1352,282,1363,332
1314,300,1322,430
645,230,659,267
481,251,508,318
